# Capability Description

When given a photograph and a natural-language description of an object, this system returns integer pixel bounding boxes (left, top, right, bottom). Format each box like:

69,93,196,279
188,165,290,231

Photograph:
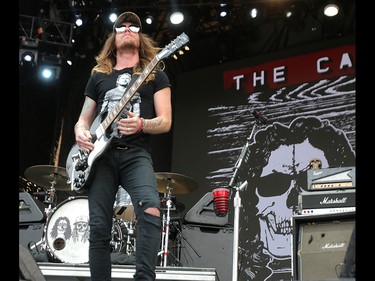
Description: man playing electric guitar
72,11,174,281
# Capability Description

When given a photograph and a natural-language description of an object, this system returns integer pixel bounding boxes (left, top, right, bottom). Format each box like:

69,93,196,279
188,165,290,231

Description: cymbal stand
159,212,166,266
44,177,58,218
159,182,173,267
125,221,136,255
30,178,58,254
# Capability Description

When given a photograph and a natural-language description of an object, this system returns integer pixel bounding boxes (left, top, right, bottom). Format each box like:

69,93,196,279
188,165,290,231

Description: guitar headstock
157,32,190,61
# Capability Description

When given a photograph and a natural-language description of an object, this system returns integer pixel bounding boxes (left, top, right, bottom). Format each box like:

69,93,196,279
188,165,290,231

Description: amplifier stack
292,166,356,280
297,166,356,215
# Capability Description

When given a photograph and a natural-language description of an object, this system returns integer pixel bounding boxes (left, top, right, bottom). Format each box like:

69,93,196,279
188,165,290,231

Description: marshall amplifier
291,212,355,280
307,167,355,191
297,189,355,215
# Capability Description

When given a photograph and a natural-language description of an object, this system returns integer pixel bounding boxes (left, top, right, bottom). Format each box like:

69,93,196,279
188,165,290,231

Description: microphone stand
232,181,247,281
229,121,258,281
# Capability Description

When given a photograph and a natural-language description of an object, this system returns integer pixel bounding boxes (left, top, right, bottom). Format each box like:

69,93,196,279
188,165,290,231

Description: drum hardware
112,218,137,255
24,165,72,216
160,195,185,215
123,220,137,255
24,165,71,191
112,187,138,255
19,176,44,194
155,172,198,267
111,217,125,253
155,172,199,195
113,186,136,221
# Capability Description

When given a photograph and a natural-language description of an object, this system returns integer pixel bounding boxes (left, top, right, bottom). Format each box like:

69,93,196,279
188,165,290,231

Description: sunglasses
115,24,141,33
253,171,307,197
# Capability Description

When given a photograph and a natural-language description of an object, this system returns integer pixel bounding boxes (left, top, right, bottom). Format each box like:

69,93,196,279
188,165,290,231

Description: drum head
45,196,89,263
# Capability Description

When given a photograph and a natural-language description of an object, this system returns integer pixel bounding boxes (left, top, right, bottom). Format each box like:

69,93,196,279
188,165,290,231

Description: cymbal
155,172,198,195
25,165,70,191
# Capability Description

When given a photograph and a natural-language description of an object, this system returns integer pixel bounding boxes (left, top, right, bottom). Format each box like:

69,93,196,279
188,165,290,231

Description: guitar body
65,33,190,193
66,115,113,193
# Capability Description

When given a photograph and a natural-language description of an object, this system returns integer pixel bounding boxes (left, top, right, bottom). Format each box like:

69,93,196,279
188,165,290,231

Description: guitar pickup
71,150,88,171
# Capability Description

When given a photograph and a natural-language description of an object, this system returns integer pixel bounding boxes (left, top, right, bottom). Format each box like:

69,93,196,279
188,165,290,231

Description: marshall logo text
320,197,348,205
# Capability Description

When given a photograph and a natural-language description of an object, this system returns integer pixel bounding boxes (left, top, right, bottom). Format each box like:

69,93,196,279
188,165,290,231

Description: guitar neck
99,32,189,132
101,58,160,131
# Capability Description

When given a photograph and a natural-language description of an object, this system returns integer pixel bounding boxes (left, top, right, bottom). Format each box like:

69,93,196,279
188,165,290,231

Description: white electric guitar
66,33,190,193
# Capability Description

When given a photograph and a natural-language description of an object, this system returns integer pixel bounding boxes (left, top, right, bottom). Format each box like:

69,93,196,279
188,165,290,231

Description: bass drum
45,196,90,263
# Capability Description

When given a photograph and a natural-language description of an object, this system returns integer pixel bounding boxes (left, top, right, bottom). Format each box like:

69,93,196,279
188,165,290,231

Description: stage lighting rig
19,39,38,66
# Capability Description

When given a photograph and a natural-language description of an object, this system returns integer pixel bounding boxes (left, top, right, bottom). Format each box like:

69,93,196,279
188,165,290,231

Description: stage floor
37,262,218,281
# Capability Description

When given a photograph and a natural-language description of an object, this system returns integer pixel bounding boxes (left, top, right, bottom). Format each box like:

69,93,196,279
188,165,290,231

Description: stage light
219,11,227,18
285,4,300,18
23,52,33,62
37,53,62,81
324,3,339,17
219,3,229,19
20,50,38,66
109,12,117,24
75,17,83,27
170,11,184,25
19,39,38,66
145,15,154,25
285,4,305,32
250,8,259,19
38,65,61,81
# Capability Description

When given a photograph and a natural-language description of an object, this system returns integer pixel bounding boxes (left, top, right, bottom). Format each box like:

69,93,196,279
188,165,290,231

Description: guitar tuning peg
184,46,190,51
178,50,184,55
173,54,178,60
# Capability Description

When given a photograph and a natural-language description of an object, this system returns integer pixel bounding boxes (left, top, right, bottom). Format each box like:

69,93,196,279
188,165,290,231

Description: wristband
136,118,144,134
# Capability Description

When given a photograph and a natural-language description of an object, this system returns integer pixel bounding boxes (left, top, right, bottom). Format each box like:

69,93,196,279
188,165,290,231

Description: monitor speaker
19,192,45,223
292,212,355,281
184,192,228,226
180,224,233,281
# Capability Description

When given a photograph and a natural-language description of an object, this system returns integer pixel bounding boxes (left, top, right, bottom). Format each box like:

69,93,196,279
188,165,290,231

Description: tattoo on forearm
148,117,162,129
81,99,92,115
74,123,84,129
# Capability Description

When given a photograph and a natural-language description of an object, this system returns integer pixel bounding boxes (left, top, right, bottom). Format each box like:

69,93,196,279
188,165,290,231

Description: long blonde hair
91,32,164,81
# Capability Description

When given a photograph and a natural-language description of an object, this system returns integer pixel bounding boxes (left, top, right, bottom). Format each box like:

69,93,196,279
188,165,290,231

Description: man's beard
119,41,138,52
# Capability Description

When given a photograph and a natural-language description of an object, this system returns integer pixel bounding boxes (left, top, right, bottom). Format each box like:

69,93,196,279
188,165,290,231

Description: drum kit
21,165,198,266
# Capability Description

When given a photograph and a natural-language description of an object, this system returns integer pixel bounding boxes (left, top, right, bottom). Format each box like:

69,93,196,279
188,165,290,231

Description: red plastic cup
212,188,230,216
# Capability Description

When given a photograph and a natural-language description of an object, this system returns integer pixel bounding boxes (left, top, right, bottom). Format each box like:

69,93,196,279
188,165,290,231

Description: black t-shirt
84,67,171,151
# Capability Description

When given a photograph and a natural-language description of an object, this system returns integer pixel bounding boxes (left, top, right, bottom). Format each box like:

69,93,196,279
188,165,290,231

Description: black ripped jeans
87,146,162,281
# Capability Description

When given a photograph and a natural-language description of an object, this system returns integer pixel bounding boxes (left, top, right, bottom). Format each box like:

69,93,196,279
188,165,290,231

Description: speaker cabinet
292,212,355,281
180,224,233,281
